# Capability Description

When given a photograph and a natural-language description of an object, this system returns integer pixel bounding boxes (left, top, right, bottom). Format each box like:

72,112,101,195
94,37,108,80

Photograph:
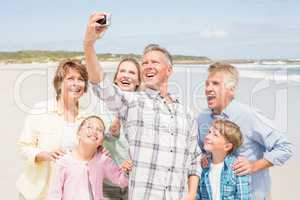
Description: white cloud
200,30,227,39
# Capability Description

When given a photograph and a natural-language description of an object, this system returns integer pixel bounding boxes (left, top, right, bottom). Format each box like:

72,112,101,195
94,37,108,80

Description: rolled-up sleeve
251,110,293,166
17,114,42,166
91,77,135,120
188,117,201,176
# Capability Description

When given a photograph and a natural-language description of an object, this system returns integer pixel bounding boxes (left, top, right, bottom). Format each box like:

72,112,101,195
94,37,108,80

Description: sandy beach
0,62,299,199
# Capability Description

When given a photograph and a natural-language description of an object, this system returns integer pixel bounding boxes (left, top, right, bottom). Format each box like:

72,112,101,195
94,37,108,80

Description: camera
96,14,111,27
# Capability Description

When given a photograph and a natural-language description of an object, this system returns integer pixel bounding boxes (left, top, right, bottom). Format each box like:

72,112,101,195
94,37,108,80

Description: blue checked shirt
197,100,293,200
92,78,200,200
197,154,250,200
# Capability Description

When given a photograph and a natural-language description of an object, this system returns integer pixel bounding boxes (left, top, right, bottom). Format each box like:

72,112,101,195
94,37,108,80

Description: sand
0,62,299,199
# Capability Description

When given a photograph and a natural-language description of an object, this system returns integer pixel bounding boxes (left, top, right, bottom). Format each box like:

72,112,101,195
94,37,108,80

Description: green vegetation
0,50,211,64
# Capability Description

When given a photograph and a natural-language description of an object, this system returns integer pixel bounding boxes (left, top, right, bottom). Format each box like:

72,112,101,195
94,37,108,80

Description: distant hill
2,50,298,65
0,50,211,64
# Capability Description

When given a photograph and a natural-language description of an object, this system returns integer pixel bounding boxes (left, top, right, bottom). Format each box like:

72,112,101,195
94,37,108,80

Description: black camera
96,14,111,26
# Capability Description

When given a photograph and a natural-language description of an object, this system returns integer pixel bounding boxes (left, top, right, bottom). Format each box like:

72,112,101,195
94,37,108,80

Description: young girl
48,116,131,200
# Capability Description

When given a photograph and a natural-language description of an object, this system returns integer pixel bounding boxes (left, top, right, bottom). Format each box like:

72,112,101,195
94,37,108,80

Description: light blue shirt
197,100,293,200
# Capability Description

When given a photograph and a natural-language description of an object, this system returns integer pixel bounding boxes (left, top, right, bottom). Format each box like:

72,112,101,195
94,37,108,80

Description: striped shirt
197,154,250,200
92,78,200,200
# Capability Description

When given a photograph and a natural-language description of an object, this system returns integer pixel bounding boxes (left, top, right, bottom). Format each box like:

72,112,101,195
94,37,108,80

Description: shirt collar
205,153,236,169
211,99,237,119
144,88,180,103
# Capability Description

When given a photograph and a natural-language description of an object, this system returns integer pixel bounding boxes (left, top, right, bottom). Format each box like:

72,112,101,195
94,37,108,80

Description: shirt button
170,149,173,152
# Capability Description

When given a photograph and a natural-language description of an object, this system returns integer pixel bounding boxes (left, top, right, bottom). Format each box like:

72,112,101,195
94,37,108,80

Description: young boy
197,119,250,200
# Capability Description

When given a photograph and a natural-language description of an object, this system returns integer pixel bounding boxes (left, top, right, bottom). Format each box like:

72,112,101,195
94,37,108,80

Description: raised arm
84,12,108,84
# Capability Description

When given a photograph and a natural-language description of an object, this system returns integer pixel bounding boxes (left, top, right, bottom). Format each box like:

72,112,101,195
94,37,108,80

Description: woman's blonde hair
53,59,89,100
212,119,243,154
113,57,141,90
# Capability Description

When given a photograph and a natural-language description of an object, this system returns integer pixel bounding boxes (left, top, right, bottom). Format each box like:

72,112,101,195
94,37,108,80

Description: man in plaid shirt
84,12,200,200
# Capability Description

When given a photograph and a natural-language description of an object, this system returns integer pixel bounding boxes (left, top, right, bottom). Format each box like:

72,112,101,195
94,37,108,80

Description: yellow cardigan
16,99,85,200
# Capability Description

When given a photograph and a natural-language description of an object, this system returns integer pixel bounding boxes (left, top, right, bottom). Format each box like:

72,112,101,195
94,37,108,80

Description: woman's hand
84,12,108,46
35,149,66,162
109,117,121,137
121,160,133,173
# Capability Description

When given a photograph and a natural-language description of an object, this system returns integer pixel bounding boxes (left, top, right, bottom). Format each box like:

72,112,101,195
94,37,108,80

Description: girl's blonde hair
77,115,106,135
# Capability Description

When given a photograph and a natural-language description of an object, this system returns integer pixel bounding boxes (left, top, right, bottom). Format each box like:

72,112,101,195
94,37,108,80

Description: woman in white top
17,59,89,200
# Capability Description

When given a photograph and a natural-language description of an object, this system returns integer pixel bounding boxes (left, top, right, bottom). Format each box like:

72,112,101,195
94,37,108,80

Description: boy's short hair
212,119,243,154
208,62,239,91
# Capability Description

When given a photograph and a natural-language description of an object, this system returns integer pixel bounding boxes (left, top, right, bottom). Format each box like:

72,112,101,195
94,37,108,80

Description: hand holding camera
96,13,111,27
84,12,111,46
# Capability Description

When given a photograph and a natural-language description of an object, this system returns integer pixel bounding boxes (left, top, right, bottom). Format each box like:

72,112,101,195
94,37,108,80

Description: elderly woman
17,59,88,200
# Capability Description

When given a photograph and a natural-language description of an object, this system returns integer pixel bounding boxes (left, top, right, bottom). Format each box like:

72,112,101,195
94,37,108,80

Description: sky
1,0,300,59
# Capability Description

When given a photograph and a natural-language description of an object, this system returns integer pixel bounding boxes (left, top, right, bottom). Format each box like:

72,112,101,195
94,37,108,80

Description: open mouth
120,79,131,86
146,73,155,78
207,94,216,102
204,139,212,146
87,135,99,141
69,87,82,93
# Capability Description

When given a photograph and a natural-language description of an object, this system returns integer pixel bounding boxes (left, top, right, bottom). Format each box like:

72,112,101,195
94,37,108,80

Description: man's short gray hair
143,44,173,66
208,62,239,90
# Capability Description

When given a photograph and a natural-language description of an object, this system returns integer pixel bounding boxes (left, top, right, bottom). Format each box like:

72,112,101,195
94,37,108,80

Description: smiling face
205,72,234,115
61,68,86,101
203,126,233,154
54,60,88,103
78,117,105,148
141,50,172,90
114,61,140,91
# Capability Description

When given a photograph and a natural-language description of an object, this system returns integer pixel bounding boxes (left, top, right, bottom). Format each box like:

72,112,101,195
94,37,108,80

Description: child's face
78,118,104,147
203,126,232,154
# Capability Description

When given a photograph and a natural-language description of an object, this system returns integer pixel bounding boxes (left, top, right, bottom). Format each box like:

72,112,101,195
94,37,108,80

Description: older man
84,12,200,200
197,62,293,200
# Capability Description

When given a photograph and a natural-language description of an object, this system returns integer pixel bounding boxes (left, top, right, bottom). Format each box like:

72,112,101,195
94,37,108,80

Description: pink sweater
48,151,128,200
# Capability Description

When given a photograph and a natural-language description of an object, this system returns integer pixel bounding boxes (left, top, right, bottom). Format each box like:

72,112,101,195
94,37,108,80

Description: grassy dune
0,50,211,64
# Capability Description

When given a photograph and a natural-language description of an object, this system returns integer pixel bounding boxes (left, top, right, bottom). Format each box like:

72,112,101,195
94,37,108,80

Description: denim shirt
197,154,250,200
197,100,293,200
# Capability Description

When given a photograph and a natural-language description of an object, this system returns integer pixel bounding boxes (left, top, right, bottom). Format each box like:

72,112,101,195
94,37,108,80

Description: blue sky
1,0,300,59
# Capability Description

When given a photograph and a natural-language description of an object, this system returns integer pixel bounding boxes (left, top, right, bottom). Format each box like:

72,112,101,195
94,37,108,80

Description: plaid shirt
92,78,200,200
197,154,250,200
